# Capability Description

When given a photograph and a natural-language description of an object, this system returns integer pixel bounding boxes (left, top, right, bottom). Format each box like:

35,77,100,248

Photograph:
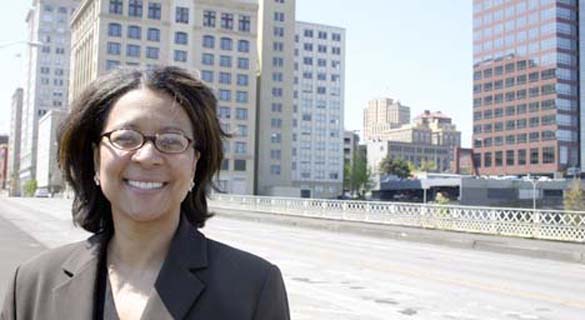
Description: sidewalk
211,206,585,264
0,215,47,300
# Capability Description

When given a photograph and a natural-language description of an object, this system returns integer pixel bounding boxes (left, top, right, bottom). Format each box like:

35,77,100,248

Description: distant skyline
0,0,472,147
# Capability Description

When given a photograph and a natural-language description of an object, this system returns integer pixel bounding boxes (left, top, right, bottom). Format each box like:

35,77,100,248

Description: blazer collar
53,215,208,320
154,214,208,319
53,232,107,319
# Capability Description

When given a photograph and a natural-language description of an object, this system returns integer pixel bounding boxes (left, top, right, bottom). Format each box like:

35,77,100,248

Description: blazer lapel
52,233,106,319
154,216,208,320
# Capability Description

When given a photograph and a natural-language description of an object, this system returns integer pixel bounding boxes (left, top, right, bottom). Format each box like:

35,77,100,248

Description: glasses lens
109,129,142,150
156,133,189,153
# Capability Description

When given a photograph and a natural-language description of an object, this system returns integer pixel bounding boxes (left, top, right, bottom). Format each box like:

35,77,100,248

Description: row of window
211,89,249,104
300,57,342,68
474,147,556,168
474,130,559,148
299,72,341,82
220,159,248,172
473,114,577,133
298,45,342,55
108,0,252,31
473,0,574,14
40,67,65,76
300,29,342,41
200,68,249,86
217,107,248,120
474,21,576,42
474,2,575,29
473,83,578,107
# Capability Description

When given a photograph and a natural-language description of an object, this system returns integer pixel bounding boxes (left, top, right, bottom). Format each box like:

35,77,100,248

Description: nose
131,140,164,166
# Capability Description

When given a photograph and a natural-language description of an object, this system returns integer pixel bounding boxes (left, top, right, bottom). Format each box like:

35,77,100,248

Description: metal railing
209,194,585,243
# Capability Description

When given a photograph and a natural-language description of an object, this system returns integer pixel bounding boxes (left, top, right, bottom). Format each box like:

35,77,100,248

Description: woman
1,66,290,320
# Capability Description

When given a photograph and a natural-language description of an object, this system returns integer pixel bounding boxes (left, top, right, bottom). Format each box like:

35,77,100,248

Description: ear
92,143,100,176
191,150,200,176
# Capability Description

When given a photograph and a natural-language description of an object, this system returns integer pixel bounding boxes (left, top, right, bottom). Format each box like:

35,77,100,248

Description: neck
108,211,180,270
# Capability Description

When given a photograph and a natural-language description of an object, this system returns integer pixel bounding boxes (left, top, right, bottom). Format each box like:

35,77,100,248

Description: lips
124,179,167,190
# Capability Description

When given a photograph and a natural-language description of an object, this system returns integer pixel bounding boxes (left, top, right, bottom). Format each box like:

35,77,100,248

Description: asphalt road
1,197,584,320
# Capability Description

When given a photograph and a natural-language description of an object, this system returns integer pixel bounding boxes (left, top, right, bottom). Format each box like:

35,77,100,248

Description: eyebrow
111,123,187,134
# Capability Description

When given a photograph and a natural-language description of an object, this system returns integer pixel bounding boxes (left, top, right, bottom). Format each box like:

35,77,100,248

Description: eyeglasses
100,129,195,154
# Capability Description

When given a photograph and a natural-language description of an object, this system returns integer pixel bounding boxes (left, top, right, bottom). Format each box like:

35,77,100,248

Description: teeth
126,180,164,190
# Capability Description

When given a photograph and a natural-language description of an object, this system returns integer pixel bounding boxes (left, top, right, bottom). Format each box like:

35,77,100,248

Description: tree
344,152,373,199
564,179,585,211
378,156,411,179
417,160,437,172
23,179,37,197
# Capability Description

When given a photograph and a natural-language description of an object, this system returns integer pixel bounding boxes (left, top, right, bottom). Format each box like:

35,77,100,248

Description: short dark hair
58,66,227,233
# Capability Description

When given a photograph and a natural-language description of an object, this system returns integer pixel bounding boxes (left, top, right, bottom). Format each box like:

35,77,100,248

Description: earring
94,173,100,186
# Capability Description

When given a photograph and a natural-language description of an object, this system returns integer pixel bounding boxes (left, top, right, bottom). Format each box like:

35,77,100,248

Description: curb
210,206,585,265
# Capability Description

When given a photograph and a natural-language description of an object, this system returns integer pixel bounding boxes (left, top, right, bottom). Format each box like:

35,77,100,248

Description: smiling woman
0,66,290,320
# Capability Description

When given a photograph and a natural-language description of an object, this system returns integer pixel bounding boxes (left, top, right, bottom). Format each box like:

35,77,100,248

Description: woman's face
94,87,199,225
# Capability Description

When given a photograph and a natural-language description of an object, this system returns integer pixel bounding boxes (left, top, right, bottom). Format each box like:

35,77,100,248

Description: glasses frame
100,129,195,154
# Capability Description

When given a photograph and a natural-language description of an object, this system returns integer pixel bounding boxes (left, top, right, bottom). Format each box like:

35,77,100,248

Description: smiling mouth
124,179,167,190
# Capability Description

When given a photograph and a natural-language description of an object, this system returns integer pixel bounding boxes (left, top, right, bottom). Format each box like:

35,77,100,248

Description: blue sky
0,0,473,147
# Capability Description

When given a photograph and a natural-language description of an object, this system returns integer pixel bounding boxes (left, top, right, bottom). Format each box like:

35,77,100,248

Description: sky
0,0,473,147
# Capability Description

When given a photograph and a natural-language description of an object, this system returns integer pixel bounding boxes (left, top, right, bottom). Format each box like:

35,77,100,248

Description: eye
157,133,188,152
110,130,142,149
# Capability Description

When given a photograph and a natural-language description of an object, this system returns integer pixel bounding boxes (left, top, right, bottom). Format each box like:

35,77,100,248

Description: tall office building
70,0,259,194
8,88,24,196
255,0,297,196
472,0,579,176
292,21,345,198
363,97,410,141
19,0,79,187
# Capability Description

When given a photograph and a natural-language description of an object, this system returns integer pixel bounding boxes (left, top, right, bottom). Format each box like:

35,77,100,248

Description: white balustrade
208,194,585,243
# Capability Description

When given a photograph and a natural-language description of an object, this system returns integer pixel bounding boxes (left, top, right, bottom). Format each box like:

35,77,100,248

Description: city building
343,130,359,169
19,0,79,189
472,0,579,176
451,147,478,175
291,21,345,199
8,88,24,196
0,136,8,190
363,97,410,141
35,109,66,194
366,110,462,175
70,0,259,194
255,0,297,196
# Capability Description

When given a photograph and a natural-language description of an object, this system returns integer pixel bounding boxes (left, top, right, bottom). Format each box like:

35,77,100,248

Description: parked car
34,189,50,198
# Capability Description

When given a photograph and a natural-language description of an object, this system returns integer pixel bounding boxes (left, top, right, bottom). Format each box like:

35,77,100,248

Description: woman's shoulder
204,236,275,273
15,234,102,281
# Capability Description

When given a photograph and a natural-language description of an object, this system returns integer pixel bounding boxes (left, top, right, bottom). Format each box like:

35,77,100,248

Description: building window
201,70,213,82
126,44,141,57
239,15,251,32
147,2,161,19
221,13,233,29
530,148,539,164
270,165,281,175
273,12,284,22
332,33,341,41
174,50,187,62
234,159,246,171
237,125,248,137
219,55,232,67
220,37,233,50
107,42,121,55
202,53,214,65
518,149,527,165
106,60,120,70
237,40,250,53
146,47,159,59
109,0,123,14
127,25,141,39
236,74,248,86
273,27,284,37
235,142,247,154
128,0,143,17
108,23,122,37
218,89,231,101
236,108,248,120
484,152,492,167
147,28,160,41
318,31,327,39
237,57,249,69
542,147,555,164
236,91,248,103
202,35,215,48
219,72,231,84
506,150,514,166
304,29,313,37
203,10,216,27
175,32,188,45
176,6,189,24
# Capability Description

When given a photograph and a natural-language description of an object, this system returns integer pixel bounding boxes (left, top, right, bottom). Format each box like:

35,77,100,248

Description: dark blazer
0,217,290,320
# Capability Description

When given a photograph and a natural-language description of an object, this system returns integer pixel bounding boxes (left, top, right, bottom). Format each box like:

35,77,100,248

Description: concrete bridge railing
209,194,585,243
